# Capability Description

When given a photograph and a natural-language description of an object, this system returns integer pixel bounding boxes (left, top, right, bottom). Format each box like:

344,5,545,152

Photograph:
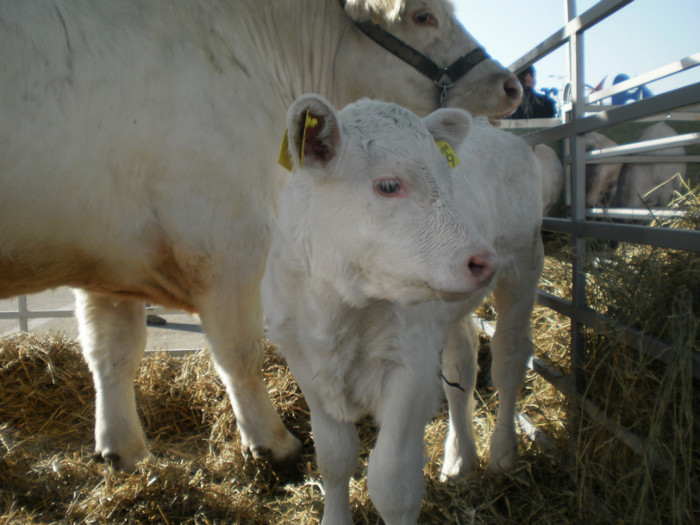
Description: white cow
263,95,544,525
0,0,521,470
584,131,623,207
615,122,686,210
534,143,564,214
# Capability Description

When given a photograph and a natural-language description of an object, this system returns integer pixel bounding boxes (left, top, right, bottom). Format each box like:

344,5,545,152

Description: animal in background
615,122,686,211
584,131,624,208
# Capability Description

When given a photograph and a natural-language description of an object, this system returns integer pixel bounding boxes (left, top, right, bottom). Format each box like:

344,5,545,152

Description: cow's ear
343,0,403,23
423,108,472,150
286,94,341,170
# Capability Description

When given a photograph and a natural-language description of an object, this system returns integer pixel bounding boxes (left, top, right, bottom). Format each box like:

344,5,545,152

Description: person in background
508,65,557,119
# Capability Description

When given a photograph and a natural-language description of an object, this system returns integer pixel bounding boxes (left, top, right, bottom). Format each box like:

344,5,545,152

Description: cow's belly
0,239,209,311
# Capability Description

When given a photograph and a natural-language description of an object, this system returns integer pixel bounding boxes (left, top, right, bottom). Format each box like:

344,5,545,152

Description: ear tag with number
278,110,319,172
435,140,459,169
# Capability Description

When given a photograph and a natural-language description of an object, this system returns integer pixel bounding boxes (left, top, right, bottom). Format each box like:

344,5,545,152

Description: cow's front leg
440,314,479,481
74,290,150,470
368,369,440,525
196,276,301,466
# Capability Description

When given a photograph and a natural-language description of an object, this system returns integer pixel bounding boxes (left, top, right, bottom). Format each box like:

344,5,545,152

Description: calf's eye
374,179,402,196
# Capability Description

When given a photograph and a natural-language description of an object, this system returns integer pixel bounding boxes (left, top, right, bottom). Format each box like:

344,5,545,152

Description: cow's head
337,0,522,118
281,94,497,307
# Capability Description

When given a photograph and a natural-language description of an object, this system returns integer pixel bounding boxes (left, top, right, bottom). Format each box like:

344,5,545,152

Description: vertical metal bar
566,0,587,394
18,295,29,333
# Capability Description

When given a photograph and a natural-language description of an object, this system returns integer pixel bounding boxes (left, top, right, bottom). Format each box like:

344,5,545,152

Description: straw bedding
1,188,698,524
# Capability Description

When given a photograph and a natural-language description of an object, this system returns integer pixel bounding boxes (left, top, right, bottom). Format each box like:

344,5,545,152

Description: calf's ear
423,108,472,150
286,94,341,170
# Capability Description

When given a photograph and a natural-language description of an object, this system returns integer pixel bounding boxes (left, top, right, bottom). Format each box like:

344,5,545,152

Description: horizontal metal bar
524,83,700,145
589,52,700,103
509,0,632,73
585,155,700,164
0,310,74,320
497,118,563,130
144,348,198,357
535,290,700,380
586,132,700,160
561,103,700,120
586,208,687,220
542,217,700,252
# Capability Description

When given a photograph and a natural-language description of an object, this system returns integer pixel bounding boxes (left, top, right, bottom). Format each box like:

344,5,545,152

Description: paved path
0,287,209,352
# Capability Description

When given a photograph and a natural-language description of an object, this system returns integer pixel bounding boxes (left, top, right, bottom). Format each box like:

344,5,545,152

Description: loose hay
1,187,698,524
1,331,580,524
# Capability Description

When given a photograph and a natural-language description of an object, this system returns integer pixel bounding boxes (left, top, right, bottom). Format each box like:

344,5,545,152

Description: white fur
0,0,519,471
615,122,686,210
584,131,624,207
534,143,564,215
264,98,544,524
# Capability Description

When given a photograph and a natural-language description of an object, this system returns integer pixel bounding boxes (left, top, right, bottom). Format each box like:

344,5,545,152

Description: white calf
263,95,543,524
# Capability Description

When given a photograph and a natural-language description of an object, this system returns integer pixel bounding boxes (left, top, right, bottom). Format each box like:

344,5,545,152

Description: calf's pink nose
467,253,496,285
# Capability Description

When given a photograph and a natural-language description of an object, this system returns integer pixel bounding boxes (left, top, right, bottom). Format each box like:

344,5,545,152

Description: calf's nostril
467,254,493,283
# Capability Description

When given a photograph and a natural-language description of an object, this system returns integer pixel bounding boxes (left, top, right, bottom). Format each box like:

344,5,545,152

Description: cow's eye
412,11,437,27
374,179,401,196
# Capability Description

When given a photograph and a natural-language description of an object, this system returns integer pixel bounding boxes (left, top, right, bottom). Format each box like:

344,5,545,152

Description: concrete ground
0,287,209,353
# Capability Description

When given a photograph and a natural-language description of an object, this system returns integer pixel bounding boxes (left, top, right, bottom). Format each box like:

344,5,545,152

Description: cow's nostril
504,77,523,102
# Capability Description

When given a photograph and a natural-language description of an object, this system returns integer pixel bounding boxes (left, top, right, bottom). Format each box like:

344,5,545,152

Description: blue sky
454,0,700,103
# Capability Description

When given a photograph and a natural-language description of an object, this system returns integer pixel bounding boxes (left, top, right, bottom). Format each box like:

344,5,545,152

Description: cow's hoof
249,446,304,483
93,450,153,472
93,451,123,469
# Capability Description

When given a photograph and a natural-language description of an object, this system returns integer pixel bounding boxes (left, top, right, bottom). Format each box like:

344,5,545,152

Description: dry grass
1,187,698,524
1,331,582,525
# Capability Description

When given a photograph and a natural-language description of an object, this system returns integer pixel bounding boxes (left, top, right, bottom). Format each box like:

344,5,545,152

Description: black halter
339,0,489,107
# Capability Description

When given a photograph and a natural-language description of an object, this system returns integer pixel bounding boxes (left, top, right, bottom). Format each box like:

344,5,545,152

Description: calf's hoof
439,451,478,482
487,431,518,473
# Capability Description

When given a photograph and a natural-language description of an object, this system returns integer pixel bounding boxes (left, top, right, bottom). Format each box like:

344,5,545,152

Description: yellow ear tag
278,128,293,171
436,140,459,169
278,111,320,172
300,110,318,168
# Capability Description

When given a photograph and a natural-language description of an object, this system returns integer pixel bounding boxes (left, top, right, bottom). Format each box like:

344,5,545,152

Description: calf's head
280,94,497,306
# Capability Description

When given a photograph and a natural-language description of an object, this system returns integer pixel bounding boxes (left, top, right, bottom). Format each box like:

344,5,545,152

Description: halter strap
339,0,490,106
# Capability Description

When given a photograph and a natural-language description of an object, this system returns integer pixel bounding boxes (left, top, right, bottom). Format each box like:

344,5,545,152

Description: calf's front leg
308,400,360,525
440,314,479,480
488,244,542,472
368,367,441,525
